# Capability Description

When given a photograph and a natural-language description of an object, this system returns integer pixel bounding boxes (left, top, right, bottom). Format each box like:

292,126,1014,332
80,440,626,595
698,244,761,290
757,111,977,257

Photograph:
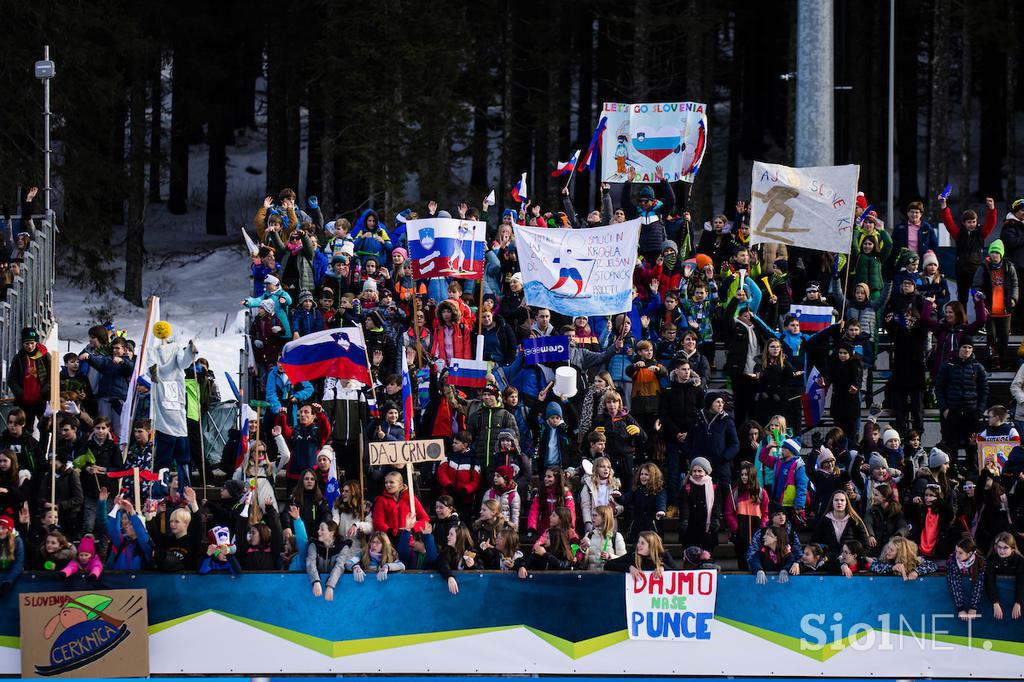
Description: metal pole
887,0,895,229
794,0,835,167
42,45,52,222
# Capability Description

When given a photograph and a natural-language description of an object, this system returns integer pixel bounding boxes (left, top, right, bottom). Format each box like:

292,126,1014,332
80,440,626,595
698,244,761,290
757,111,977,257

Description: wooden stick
358,429,366,507
132,467,141,511
359,330,377,506
406,460,417,521
411,284,424,369
126,296,158,464
193,357,209,502
49,347,59,512
476,277,485,337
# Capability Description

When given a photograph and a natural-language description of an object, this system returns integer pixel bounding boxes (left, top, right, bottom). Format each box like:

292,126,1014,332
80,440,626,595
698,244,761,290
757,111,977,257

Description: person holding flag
561,182,614,229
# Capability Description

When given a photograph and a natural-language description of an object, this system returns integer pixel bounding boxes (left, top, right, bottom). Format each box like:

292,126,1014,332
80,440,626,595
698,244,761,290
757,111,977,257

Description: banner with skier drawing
748,161,859,254
514,219,641,317
600,102,708,184
407,218,486,280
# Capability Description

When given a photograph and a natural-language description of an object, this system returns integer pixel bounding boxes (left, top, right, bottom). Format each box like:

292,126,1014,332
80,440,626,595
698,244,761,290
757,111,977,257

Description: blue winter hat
502,208,517,221
546,402,563,419
639,185,656,200
782,438,802,458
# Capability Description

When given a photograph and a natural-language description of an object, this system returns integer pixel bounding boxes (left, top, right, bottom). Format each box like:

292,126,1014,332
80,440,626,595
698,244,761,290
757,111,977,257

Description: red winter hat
0,516,13,532
856,192,867,210
494,465,516,483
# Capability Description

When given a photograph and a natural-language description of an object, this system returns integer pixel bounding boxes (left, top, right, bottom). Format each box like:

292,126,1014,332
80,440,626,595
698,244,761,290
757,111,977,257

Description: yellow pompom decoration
152,321,172,340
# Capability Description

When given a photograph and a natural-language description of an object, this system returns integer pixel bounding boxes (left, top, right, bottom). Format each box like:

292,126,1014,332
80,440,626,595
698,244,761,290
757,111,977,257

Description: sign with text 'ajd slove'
20,589,149,678
625,570,717,641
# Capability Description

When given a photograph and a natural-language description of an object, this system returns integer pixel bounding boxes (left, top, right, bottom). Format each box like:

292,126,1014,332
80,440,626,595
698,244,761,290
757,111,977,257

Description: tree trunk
499,0,514,209
1006,0,1017,200
724,11,743,212
683,0,715,222
266,36,287,195
926,0,951,203
124,64,147,307
168,49,189,214
148,52,163,204
631,0,650,101
895,0,922,204
306,89,323,200
206,98,228,235
959,2,972,197
978,45,1007,199
576,6,594,213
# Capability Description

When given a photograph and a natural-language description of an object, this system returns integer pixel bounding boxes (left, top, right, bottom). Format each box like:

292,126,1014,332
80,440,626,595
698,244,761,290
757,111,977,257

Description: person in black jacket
820,343,863,443
809,489,870,567
235,501,285,570
514,526,578,578
682,394,740,489
883,308,929,436
935,336,988,471
479,310,517,366
604,530,679,576
722,291,769,425
985,532,1024,621
752,338,799,428
660,362,705,512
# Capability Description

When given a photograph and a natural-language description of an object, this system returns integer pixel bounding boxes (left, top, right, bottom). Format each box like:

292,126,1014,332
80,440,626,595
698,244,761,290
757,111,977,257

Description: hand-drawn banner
749,162,859,254
514,220,641,317
20,589,148,678
600,102,708,184
625,570,718,641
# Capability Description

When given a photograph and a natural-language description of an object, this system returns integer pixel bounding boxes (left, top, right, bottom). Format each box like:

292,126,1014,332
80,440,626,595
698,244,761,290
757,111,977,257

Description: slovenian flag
511,173,528,202
235,402,254,469
224,372,252,469
578,117,607,172
789,304,834,333
366,393,380,420
401,352,415,440
801,366,826,428
447,357,490,389
279,327,372,384
551,150,580,177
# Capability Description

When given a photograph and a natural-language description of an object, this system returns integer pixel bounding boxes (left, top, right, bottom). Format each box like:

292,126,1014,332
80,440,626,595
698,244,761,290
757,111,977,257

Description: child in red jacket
372,471,429,541
436,431,482,520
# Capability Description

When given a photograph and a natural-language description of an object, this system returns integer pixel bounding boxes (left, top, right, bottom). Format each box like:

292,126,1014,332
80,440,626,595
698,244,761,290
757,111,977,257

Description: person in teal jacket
101,491,152,570
265,363,313,427
242,275,293,339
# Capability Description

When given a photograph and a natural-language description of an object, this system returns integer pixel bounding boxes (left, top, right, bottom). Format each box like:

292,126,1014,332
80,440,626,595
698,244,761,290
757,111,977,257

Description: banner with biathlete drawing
407,218,486,280
514,219,641,318
600,101,708,184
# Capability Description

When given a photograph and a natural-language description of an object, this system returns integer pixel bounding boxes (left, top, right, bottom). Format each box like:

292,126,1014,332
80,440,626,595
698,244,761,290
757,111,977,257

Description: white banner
600,102,708,183
749,162,859,253
625,570,718,641
514,220,640,317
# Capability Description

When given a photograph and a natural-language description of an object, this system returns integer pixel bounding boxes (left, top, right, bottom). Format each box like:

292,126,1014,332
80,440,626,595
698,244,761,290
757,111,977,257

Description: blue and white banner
407,218,486,280
515,219,641,318
523,336,570,365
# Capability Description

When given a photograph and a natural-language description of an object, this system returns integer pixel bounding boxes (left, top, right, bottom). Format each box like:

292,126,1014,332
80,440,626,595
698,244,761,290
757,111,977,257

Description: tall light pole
35,46,55,223
795,0,835,167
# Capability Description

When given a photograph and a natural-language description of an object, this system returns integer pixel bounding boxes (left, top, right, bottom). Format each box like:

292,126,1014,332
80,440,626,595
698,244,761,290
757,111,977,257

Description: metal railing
0,215,55,397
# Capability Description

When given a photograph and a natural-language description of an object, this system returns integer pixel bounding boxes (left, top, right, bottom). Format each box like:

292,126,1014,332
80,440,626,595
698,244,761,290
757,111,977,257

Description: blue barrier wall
2,572,1023,676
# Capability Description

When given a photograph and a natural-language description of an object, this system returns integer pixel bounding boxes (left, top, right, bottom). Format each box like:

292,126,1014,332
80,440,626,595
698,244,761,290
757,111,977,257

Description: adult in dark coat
681,393,740,490
883,309,929,435
935,336,988,470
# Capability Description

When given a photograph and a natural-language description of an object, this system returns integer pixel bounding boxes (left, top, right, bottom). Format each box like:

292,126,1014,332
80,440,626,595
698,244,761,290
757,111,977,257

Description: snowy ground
53,129,272,399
